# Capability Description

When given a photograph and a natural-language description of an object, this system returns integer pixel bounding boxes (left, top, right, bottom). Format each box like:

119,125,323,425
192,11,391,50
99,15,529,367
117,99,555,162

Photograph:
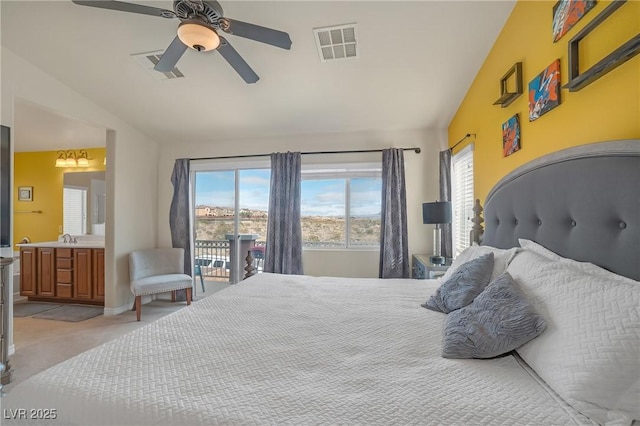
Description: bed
3,139,639,425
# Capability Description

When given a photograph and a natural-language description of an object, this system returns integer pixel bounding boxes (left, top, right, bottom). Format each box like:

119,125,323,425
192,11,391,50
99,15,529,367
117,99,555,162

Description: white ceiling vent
313,23,358,62
131,50,184,80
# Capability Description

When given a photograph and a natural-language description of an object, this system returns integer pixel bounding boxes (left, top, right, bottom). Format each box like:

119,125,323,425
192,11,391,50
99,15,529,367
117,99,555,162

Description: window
451,145,474,256
301,164,381,248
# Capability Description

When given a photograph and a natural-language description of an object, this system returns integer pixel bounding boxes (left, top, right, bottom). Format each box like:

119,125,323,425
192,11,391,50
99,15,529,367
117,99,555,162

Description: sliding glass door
192,163,270,285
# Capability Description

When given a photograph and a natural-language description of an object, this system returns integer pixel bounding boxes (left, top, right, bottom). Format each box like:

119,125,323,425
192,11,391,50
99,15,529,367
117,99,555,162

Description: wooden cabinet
56,248,74,298
19,246,104,305
74,248,92,300
19,247,37,296
92,249,105,301
37,248,56,297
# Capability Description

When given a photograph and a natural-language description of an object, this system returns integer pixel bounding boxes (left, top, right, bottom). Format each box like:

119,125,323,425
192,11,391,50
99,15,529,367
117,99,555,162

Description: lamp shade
422,201,452,224
177,21,220,52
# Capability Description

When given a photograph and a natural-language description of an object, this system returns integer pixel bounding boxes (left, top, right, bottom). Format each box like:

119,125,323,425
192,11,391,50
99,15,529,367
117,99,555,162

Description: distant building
195,206,215,217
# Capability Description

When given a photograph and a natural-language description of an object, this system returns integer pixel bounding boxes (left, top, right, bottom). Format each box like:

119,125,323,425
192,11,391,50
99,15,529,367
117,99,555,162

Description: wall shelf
493,62,523,108
563,1,640,92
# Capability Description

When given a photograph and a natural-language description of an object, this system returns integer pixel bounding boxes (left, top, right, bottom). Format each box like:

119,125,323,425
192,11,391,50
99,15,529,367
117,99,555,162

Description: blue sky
195,170,381,217
195,170,270,211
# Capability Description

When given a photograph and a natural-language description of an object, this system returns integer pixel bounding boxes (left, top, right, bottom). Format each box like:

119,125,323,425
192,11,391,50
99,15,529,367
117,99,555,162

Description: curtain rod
450,133,476,151
189,147,421,162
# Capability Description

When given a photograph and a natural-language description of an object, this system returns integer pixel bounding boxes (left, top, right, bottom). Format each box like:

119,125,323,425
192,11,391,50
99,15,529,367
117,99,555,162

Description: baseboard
13,293,27,303
103,304,130,316
104,295,153,316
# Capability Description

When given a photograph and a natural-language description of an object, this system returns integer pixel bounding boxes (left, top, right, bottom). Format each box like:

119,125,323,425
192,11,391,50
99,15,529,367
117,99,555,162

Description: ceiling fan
71,0,292,83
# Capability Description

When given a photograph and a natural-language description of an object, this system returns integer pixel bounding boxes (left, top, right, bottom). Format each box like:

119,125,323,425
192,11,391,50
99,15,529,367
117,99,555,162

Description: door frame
190,158,270,284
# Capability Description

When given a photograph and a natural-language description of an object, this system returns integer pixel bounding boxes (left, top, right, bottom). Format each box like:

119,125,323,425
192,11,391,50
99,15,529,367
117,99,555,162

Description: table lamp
422,201,452,265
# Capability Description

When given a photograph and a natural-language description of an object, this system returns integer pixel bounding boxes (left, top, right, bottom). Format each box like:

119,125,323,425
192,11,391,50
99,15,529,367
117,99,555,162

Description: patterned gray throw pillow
422,253,494,313
441,272,547,359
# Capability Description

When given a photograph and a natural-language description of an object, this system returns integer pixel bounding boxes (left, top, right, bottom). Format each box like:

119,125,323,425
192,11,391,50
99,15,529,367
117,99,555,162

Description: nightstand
412,254,450,279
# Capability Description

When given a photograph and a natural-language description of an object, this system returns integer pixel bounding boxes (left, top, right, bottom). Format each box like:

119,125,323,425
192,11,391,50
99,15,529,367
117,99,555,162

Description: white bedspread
3,273,592,425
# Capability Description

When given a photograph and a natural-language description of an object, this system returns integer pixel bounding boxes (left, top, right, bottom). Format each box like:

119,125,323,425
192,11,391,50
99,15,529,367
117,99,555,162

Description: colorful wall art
529,60,561,122
502,114,521,157
552,0,597,42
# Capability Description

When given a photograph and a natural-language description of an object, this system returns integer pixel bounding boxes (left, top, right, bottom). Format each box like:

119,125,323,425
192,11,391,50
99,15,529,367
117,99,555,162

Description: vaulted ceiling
1,1,515,150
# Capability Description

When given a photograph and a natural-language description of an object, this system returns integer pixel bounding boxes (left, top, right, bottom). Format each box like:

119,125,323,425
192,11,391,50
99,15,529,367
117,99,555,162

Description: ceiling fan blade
154,37,188,72
221,19,292,50
71,1,175,18
217,38,259,84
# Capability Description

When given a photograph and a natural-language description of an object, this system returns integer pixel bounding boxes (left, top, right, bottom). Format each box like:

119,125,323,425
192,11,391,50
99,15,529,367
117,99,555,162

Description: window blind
451,144,474,256
63,187,87,235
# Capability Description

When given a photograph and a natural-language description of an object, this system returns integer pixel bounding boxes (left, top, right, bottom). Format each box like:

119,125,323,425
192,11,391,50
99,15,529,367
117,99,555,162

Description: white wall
1,46,160,317
158,128,445,278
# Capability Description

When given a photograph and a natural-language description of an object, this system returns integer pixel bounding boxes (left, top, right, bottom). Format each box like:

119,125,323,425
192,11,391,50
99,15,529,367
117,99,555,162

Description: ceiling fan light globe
177,21,220,51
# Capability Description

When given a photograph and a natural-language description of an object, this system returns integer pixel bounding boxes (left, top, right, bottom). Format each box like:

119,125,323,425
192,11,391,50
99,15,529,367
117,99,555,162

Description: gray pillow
422,252,494,313
441,272,547,359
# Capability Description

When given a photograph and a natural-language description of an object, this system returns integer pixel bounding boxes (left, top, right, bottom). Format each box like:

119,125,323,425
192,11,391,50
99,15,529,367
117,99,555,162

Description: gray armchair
129,248,193,321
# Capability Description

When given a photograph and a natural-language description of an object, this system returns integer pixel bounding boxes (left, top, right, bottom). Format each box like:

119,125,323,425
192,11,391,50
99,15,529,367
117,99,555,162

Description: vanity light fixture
77,150,90,167
65,150,77,167
55,150,91,168
55,151,67,167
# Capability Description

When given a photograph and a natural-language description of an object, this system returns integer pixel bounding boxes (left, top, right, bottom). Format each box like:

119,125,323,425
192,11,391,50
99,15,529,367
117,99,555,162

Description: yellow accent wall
13,148,106,248
449,0,640,203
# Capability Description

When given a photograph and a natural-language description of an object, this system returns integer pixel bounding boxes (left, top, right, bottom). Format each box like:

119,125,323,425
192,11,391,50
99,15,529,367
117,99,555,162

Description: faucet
62,233,74,243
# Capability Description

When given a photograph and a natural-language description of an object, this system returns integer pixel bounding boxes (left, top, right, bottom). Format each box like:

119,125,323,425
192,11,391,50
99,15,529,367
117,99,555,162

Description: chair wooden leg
186,287,192,306
171,290,176,303
135,296,141,322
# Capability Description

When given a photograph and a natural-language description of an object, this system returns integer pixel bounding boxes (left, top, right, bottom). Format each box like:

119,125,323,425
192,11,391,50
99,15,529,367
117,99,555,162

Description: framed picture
18,186,33,201
502,114,521,157
529,60,561,122
552,0,596,43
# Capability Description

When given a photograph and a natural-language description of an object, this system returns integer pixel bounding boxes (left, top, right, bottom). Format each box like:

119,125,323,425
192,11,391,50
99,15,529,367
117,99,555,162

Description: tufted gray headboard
481,140,640,281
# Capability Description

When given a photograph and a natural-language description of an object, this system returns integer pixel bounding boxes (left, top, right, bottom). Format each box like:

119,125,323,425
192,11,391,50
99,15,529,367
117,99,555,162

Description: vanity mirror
63,171,106,235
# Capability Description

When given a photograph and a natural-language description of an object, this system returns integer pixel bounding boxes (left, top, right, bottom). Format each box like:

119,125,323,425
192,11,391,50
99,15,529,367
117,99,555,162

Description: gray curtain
439,149,453,260
264,152,303,275
169,159,191,299
379,148,409,278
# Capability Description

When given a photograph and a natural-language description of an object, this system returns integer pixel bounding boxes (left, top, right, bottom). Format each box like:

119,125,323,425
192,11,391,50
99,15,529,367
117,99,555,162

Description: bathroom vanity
18,240,105,305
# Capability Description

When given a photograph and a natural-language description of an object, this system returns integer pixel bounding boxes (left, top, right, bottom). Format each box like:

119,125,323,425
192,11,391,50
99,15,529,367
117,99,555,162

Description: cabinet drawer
57,269,73,284
57,248,72,258
57,258,73,269
56,284,73,298
413,261,426,279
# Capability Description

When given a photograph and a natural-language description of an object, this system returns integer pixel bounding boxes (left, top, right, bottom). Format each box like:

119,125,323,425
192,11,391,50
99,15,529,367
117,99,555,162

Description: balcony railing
194,240,230,279
194,240,266,279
